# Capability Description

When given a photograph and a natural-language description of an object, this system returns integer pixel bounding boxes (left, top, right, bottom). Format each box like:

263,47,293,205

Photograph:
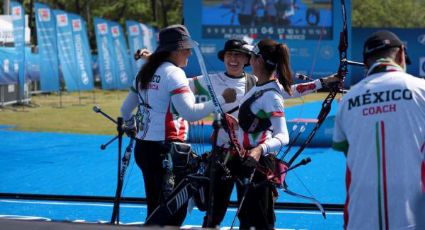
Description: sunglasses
251,45,261,57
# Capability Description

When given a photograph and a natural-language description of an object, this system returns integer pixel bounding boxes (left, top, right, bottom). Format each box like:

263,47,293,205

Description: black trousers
237,155,276,230
134,139,188,226
202,148,237,228
202,148,276,229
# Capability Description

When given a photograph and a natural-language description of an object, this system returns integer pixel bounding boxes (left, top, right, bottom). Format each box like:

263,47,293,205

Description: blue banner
0,48,39,84
35,3,60,92
109,21,132,89
126,20,145,77
0,48,18,84
25,48,40,81
147,25,157,50
9,1,25,99
140,23,155,51
69,13,94,90
94,17,117,90
54,10,80,91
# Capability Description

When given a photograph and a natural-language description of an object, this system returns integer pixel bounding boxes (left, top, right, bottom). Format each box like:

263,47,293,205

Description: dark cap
218,39,251,62
363,30,411,64
155,24,193,53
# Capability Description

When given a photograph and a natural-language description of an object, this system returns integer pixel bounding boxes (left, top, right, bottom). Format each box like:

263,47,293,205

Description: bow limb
276,0,350,216
193,43,225,115
193,42,246,157
287,0,348,166
282,186,326,218
337,0,348,81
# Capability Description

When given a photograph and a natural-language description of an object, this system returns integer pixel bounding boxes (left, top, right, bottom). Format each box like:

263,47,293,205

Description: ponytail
275,44,293,95
256,38,294,95
136,51,170,89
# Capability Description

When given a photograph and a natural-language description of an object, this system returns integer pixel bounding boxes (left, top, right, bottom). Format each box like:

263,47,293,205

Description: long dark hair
135,51,170,89
257,39,293,95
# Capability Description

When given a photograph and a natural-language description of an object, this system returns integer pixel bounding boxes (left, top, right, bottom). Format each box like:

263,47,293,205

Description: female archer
236,38,294,229
235,38,340,229
120,24,236,226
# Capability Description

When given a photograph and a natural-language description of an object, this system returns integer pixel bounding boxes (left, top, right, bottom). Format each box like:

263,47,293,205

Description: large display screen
202,0,333,40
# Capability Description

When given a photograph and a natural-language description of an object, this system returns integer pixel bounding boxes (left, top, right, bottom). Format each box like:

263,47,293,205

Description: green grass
0,90,330,135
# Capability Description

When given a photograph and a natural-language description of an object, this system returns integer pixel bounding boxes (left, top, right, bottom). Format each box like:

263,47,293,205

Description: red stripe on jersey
380,122,389,230
164,103,186,142
171,86,190,95
270,111,285,117
164,103,173,140
258,131,268,144
295,82,316,94
243,132,250,149
178,118,187,140
344,165,351,230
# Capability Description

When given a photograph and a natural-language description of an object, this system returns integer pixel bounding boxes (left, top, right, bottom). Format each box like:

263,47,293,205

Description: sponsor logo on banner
3,59,9,73
129,25,139,36
111,26,119,37
72,19,82,32
57,14,68,27
418,34,425,45
320,45,333,59
97,23,108,35
12,6,22,19
38,8,50,22
420,57,425,77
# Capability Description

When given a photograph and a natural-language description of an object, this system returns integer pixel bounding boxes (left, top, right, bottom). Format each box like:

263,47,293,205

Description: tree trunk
150,0,156,22
28,0,37,46
117,1,127,22
159,0,168,27
75,0,80,14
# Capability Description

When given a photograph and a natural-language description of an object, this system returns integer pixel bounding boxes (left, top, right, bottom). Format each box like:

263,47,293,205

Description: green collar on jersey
366,58,404,77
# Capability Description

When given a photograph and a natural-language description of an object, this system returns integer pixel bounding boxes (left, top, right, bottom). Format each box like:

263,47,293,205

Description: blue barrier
187,115,335,147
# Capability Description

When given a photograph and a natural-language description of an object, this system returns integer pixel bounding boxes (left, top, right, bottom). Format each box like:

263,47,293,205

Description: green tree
16,0,182,51
5,0,424,51
352,0,425,28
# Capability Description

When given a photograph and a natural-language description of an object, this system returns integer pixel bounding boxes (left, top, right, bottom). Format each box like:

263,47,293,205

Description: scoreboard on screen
183,0,352,84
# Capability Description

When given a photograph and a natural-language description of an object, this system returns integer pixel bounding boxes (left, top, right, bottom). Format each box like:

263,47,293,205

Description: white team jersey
238,80,286,150
135,62,191,141
190,72,251,147
189,73,321,147
333,69,425,229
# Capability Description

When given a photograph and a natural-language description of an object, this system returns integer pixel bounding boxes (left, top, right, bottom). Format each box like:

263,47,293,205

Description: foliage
3,0,424,50
352,0,425,28
14,0,182,51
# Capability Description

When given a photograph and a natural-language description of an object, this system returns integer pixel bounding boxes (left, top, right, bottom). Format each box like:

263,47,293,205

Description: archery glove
123,117,137,138
241,156,257,177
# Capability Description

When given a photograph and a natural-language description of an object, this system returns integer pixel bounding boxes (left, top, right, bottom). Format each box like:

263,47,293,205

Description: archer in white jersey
232,38,293,230
191,39,339,228
333,30,425,230
119,25,236,227
191,71,328,147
